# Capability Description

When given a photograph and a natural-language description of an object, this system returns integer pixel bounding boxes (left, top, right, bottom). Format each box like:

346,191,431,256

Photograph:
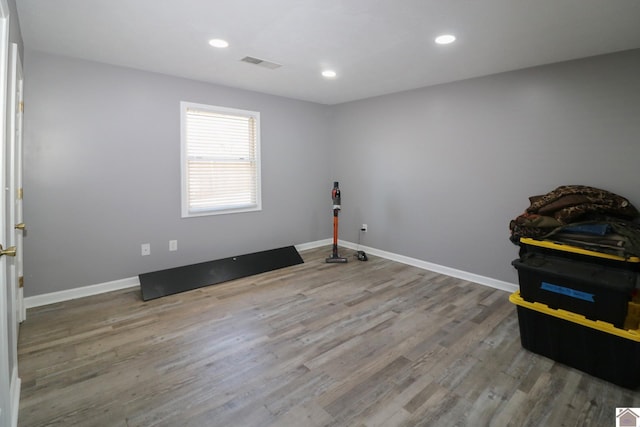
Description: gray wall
22,50,331,297
331,49,640,284
22,48,640,297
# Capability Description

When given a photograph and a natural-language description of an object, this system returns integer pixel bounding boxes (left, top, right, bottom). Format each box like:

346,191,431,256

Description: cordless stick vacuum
326,181,348,263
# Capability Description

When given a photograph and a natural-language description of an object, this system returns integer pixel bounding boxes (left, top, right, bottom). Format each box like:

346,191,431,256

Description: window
181,102,261,217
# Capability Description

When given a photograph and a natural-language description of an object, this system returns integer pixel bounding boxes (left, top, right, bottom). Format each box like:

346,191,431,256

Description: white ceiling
16,0,640,105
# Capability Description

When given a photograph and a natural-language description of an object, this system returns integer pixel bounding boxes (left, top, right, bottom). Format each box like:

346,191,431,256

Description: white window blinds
181,102,261,217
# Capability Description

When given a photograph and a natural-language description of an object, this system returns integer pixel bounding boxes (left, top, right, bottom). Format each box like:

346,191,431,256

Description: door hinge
19,101,23,113
19,276,24,288
18,188,23,200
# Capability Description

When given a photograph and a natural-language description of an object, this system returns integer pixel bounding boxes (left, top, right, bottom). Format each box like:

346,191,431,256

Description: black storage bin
512,253,636,328
510,292,640,389
519,237,640,272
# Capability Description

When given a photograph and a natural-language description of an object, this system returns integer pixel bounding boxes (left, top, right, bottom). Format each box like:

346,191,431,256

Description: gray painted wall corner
21,47,640,296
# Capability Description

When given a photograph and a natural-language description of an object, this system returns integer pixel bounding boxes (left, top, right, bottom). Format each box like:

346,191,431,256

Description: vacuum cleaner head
326,255,348,263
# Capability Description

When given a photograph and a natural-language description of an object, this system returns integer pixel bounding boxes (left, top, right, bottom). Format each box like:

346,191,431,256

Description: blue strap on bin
540,282,595,302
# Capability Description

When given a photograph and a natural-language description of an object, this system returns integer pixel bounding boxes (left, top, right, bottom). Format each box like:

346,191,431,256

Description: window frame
180,101,262,218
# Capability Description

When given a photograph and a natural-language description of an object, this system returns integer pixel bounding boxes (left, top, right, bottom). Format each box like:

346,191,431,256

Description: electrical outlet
169,240,178,251
141,243,150,256
361,224,368,232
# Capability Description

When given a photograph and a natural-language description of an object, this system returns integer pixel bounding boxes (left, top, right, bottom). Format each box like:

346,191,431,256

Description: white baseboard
24,239,517,309
24,276,140,309
338,241,518,294
23,242,331,309
295,238,333,252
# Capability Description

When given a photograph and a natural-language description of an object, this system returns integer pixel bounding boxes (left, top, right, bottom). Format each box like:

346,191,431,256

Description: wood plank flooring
18,247,640,426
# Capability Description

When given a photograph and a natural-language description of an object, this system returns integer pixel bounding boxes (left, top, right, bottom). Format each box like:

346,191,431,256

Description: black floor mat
139,246,304,301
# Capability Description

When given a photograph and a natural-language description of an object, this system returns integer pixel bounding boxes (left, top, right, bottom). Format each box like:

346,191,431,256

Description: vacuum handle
332,181,341,209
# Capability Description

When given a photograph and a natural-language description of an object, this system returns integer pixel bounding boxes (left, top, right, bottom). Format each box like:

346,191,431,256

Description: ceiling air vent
240,56,282,70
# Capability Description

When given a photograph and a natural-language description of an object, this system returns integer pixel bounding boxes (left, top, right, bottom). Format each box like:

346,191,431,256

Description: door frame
0,0,20,425
9,42,24,323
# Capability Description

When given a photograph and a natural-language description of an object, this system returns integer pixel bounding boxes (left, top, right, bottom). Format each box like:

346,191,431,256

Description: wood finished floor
18,246,640,426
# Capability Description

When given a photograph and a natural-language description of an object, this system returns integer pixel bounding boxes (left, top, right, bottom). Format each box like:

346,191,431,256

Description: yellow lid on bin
509,291,640,342
520,237,640,263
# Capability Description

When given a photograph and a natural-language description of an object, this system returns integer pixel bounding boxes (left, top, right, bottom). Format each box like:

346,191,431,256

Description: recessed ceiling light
435,34,456,45
322,70,337,78
208,38,229,48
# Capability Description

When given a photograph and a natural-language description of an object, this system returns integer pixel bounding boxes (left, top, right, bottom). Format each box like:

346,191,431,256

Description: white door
0,1,19,425
5,41,23,425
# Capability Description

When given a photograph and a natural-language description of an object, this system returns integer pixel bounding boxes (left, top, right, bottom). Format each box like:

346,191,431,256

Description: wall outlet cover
141,243,151,256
